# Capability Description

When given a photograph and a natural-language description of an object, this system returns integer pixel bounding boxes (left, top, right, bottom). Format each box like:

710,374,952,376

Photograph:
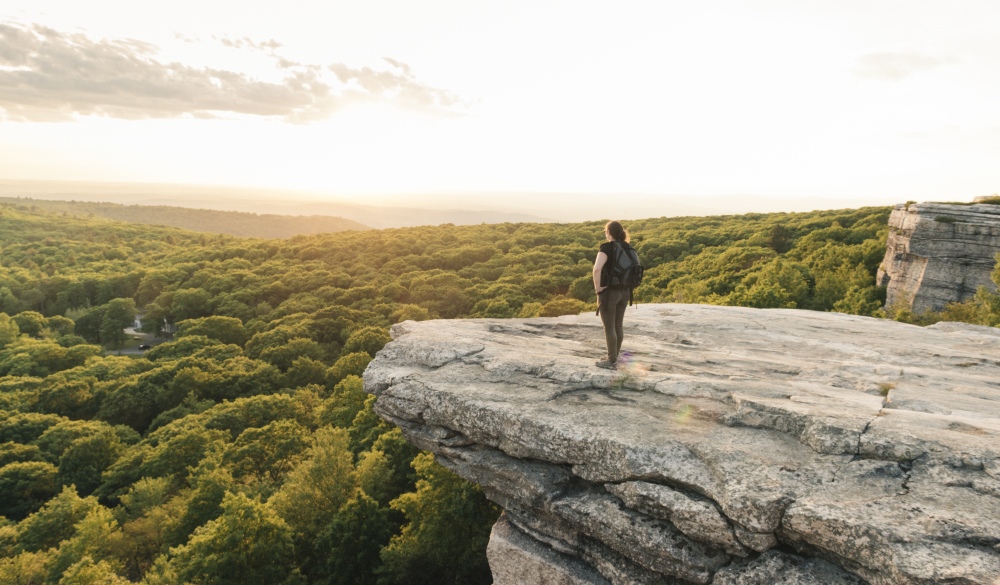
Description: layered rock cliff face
876,202,1000,313
363,304,1000,584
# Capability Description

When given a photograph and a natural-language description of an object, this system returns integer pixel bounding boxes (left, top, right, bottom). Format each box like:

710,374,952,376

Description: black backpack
607,242,644,303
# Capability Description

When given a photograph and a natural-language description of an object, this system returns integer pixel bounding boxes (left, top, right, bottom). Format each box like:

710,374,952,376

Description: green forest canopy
2,201,999,584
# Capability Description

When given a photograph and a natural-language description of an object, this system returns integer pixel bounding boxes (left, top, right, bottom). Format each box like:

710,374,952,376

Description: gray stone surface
876,201,1000,313
363,304,1000,584
605,481,745,556
488,515,611,585
712,550,866,584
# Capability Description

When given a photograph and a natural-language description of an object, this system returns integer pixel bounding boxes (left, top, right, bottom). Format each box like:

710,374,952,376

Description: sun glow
2,1,999,213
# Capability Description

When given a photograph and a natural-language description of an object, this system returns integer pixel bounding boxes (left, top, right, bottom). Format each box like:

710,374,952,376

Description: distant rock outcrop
364,305,1000,584
876,201,1000,313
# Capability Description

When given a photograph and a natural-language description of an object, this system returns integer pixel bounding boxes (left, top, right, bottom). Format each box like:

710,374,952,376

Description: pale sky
1,1,999,217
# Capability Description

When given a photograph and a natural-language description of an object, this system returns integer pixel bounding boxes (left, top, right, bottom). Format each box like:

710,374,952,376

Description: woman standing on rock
593,220,633,370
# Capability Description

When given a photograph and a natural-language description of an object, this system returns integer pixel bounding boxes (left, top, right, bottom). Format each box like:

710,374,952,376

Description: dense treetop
2,201,998,584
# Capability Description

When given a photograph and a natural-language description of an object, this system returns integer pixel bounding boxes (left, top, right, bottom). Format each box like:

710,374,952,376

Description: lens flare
616,351,650,377
674,404,694,425
609,351,652,390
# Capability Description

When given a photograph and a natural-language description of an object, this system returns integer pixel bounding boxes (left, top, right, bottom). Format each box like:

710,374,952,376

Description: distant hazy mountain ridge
0,197,370,238
0,181,560,228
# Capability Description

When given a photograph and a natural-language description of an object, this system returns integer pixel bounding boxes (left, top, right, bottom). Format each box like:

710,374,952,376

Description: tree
284,356,328,390
516,302,543,318
0,313,20,348
270,427,356,538
407,273,472,319
355,450,394,506
176,316,249,346
117,492,182,580
12,311,46,338
46,315,76,337
169,288,214,322
364,428,419,506
162,459,233,548
244,325,312,361
728,259,811,309
199,393,313,440
766,224,793,253
46,505,123,582
58,428,125,495
135,272,172,307
833,285,884,317
327,352,372,387
96,375,175,432
470,298,515,318
138,302,169,336
58,557,131,585
137,427,229,484
0,461,60,520
0,338,98,378
151,492,297,585
74,306,105,344
118,476,173,520
343,327,391,358
36,379,95,419
33,419,110,461
390,304,431,323
0,286,25,315
0,412,63,444
100,298,136,348
0,550,48,585
258,338,325,372
348,397,393,455
144,335,222,361
223,420,313,486
319,376,369,429
378,454,499,585
314,491,393,585
14,485,100,553
0,442,44,468
568,276,595,302
539,296,588,317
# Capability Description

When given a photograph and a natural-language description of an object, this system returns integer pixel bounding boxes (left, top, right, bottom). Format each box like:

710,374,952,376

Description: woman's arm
593,251,608,294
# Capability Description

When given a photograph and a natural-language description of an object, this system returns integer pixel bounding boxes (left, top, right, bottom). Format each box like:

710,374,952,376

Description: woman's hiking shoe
595,360,617,370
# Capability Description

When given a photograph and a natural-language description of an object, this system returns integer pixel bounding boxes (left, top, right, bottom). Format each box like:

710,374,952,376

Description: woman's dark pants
599,288,629,363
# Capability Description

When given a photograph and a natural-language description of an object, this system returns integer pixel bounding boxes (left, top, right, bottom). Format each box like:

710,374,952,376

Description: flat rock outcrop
363,304,1000,584
877,202,1000,313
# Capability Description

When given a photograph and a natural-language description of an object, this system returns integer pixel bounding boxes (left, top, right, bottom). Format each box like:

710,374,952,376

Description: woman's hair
605,220,629,243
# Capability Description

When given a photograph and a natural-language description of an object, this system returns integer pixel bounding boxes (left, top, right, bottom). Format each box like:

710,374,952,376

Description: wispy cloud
214,35,283,52
854,51,952,81
0,22,464,122
330,58,464,110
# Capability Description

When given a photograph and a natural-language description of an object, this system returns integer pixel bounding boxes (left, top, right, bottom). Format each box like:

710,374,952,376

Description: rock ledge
364,304,1000,584
877,201,1000,312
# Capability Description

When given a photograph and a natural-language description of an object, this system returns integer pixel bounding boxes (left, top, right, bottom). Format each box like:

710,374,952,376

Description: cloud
329,58,463,111
854,51,951,81
215,35,283,52
0,22,464,122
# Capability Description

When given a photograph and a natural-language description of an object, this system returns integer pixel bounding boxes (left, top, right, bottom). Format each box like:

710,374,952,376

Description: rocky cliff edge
877,201,1000,313
363,304,1000,584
